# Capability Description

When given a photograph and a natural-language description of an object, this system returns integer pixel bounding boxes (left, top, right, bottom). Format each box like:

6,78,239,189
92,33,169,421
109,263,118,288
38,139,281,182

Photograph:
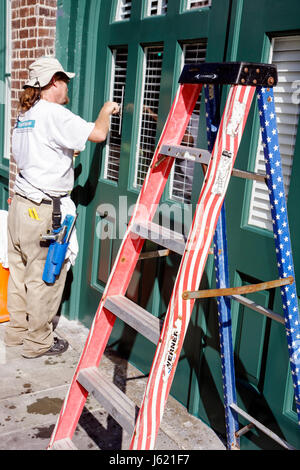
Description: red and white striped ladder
48,62,289,450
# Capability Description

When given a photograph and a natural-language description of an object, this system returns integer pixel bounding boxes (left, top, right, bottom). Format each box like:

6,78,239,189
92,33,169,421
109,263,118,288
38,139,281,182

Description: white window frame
103,47,127,182
134,50,147,188
115,0,132,21
145,0,168,17
169,40,207,203
134,45,164,188
185,0,212,10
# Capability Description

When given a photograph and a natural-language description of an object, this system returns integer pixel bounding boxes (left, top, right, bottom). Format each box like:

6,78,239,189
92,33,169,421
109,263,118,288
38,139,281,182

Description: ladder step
131,221,186,255
51,438,78,450
105,295,162,344
77,367,137,436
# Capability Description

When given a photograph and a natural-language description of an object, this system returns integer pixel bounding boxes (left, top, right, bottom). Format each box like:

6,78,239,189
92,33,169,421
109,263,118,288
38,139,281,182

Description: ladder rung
182,276,293,300
77,367,137,436
231,168,266,183
105,295,162,344
131,221,186,256
235,423,254,438
139,248,215,258
51,438,78,450
203,164,267,183
139,249,170,260
231,294,285,324
230,403,295,450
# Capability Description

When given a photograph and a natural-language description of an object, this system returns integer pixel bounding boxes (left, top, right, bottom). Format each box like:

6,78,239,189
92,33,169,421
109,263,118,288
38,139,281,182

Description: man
4,57,119,359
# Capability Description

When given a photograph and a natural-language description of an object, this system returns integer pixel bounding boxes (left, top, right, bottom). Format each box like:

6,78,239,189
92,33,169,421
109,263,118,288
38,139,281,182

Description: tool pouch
43,240,69,284
51,196,62,231
42,214,75,284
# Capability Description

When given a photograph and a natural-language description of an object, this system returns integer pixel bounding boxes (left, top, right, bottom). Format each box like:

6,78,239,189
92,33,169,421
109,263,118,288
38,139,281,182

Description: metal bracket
182,276,294,300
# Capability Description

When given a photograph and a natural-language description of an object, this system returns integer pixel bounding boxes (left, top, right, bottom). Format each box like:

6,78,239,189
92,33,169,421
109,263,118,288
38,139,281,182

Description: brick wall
9,0,57,198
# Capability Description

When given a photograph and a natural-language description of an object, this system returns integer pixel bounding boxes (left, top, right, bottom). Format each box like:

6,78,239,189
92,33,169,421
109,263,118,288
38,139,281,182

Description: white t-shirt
12,99,95,200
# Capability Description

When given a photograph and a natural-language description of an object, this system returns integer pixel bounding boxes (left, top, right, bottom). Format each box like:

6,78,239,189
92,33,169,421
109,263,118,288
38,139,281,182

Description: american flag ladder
48,62,300,450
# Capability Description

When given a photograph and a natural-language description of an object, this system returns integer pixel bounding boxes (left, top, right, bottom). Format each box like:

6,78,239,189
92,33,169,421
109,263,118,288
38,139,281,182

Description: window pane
186,0,212,10
115,0,132,21
134,45,164,188
147,0,168,16
170,40,207,204
104,47,128,183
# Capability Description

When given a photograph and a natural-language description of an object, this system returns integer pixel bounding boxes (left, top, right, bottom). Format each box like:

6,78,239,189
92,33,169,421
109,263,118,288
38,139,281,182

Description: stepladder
48,62,300,451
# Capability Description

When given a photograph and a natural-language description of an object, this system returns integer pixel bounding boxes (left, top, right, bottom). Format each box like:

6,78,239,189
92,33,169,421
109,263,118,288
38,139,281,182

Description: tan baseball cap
23,56,75,89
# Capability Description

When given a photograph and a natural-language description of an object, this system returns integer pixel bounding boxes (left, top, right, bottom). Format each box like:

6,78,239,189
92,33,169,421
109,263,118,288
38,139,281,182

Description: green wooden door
218,0,300,449
57,0,233,436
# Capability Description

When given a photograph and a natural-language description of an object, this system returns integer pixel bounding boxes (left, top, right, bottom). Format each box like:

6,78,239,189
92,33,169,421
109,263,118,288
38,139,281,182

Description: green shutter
0,0,6,161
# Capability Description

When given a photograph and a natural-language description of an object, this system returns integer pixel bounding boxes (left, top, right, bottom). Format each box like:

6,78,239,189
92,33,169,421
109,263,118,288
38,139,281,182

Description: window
170,40,207,203
104,47,128,183
0,0,11,160
134,45,164,188
115,0,132,21
248,36,300,231
186,0,212,10
146,0,168,17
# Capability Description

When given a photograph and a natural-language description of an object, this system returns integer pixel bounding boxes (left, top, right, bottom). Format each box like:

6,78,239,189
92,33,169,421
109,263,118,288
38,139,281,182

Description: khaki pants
4,194,68,358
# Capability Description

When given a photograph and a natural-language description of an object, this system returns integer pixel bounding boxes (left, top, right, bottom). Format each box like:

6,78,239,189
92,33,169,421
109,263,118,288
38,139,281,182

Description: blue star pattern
203,84,300,449
205,85,239,449
257,86,300,424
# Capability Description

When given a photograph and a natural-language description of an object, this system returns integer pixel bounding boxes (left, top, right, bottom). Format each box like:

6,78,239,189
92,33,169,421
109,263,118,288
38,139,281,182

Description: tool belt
16,193,52,205
19,173,68,230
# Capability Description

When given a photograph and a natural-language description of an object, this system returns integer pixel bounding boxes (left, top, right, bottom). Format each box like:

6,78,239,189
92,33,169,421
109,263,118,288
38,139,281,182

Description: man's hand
88,101,121,143
102,101,120,116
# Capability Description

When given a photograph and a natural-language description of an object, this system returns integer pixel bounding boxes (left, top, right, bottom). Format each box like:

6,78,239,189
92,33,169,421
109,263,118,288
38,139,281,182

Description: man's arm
88,101,120,143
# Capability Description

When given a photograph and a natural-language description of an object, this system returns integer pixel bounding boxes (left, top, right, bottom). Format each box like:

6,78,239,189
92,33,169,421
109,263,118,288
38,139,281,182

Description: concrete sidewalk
0,315,225,451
